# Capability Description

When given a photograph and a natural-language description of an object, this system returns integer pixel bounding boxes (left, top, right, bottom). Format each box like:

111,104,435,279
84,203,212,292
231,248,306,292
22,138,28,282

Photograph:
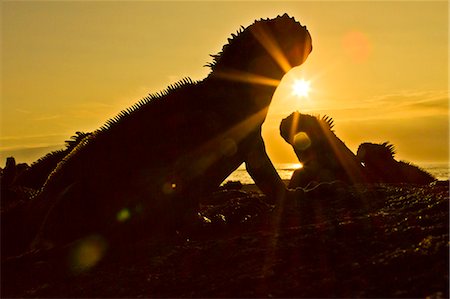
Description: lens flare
342,31,372,63
69,235,107,274
116,208,131,222
293,132,311,150
162,182,177,195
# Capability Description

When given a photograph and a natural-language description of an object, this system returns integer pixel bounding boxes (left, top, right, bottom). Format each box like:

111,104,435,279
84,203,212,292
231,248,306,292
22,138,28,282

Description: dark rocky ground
2,182,449,298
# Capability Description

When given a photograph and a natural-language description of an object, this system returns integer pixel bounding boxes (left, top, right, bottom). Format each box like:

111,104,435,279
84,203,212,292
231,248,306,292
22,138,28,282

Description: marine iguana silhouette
280,113,435,187
280,112,366,188
356,142,435,184
1,132,92,215
13,132,92,190
2,14,312,255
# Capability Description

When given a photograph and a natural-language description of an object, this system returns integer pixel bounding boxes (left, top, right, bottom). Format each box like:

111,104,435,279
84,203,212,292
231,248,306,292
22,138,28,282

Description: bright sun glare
292,79,311,98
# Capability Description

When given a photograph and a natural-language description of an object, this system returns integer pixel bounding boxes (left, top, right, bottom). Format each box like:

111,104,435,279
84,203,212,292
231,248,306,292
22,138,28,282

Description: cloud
0,144,65,166
33,115,62,121
15,108,33,114
0,134,67,151
312,89,449,122
364,89,448,111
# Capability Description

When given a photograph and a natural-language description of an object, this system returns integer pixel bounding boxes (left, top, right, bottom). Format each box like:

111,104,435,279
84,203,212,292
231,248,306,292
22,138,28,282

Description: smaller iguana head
209,14,312,80
280,112,334,163
357,142,396,165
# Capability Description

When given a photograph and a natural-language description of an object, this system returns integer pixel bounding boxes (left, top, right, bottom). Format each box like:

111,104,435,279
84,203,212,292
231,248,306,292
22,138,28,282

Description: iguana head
357,142,396,165
280,112,334,162
208,14,312,80
280,112,334,144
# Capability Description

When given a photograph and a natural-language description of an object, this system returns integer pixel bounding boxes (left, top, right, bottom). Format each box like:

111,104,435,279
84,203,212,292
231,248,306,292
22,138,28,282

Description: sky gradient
1,1,448,166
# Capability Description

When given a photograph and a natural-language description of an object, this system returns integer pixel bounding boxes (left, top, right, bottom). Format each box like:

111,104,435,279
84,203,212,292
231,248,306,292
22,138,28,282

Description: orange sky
1,1,448,166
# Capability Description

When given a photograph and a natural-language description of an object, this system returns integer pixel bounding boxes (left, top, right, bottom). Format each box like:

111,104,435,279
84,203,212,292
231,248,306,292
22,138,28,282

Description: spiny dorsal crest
280,111,335,144
27,132,91,168
29,149,66,168
381,141,396,158
98,77,196,132
65,132,92,150
320,115,335,130
206,13,309,71
297,113,335,132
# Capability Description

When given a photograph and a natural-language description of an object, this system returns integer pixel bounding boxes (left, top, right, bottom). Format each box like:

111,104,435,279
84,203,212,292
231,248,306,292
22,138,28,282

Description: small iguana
357,142,435,184
280,112,366,187
3,14,312,255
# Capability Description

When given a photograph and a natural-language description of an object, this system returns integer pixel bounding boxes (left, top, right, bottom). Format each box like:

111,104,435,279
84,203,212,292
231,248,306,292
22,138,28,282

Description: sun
292,162,303,169
292,79,311,98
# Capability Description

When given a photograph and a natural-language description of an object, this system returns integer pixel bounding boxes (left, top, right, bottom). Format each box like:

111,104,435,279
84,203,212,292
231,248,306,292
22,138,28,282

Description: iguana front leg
245,131,287,202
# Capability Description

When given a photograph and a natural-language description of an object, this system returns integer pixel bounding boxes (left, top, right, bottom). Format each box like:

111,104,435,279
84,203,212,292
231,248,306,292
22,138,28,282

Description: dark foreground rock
2,182,448,298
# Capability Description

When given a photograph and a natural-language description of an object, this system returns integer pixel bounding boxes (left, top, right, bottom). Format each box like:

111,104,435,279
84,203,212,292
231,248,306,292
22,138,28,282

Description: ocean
224,162,449,185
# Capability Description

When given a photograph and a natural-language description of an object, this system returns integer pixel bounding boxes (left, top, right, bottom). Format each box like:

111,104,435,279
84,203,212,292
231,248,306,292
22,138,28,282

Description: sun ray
214,69,280,87
250,24,292,73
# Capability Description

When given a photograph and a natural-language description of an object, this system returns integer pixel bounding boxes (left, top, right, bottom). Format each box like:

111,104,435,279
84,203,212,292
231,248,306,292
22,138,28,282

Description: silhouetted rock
2,183,448,298
0,158,32,209
280,112,366,188
221,180,243,191
2,14,313,257
1,157,17,187
357,142,436,184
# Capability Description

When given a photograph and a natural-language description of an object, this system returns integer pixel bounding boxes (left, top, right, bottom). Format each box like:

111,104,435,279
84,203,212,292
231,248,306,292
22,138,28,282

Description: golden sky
1,1,448,166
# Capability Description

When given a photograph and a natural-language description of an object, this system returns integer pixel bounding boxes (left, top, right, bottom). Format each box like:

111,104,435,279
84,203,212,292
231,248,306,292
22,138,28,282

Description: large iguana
3,14,312,255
